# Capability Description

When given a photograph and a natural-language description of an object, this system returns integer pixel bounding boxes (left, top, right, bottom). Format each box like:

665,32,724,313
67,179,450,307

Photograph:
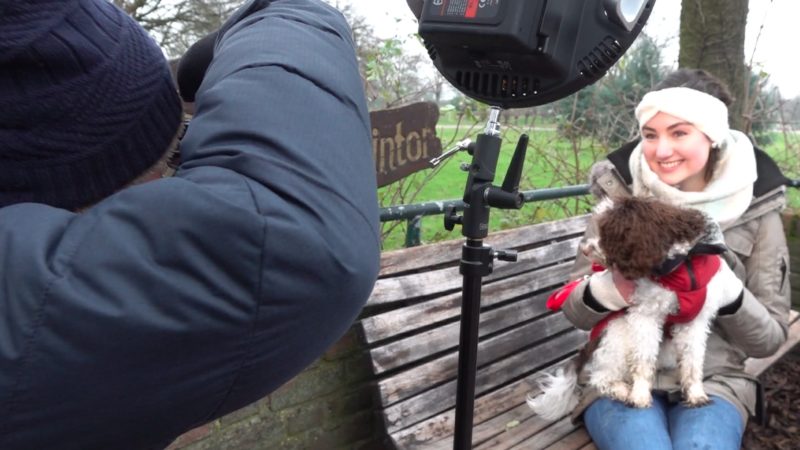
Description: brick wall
166,326,390,450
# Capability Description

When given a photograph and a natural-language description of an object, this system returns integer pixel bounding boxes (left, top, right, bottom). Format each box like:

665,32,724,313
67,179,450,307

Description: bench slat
419,403,540,450
379,215,590,276
363,262,575,345
389,360,565,449
471,403,544,450
541,428,593,450
384,329,587,434
367,238,581,306
472,403,539,448
501,417,578,450
369,290,555,375
377,313,576,406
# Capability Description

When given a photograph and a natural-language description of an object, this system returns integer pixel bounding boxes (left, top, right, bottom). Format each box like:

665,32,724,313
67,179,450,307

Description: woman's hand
611,270,637,304
588,270,635,311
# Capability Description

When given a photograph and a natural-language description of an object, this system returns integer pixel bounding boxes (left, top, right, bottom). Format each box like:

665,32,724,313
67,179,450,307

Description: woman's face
641,112,712,192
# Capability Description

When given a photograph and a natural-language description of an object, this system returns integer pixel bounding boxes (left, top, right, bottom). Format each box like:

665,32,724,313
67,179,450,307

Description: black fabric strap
606,139,638,185
684,257,697,291
718,290,745,316
583,282,610,313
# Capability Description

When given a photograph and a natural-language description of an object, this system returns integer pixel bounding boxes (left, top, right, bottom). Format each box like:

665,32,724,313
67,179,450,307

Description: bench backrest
359,215,591,448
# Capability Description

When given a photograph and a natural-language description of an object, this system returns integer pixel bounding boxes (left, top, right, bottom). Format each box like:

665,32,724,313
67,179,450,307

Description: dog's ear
666,241,693,259
654,210,725,276
654,240,694,275
580,237,606,266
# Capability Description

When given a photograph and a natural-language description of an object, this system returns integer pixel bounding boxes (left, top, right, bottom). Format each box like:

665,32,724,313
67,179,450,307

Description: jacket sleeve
179,0,380,249
716,210,791,357
560,216,615,330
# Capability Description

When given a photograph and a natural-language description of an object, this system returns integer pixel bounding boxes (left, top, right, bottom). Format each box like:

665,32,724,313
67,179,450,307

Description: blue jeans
583,394,744,450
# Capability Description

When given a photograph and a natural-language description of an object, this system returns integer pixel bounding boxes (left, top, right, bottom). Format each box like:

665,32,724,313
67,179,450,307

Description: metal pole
453,239,489,450
452,107,503,450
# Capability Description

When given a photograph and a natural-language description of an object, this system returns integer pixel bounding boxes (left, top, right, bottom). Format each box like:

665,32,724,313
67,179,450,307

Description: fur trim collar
628,130,757,230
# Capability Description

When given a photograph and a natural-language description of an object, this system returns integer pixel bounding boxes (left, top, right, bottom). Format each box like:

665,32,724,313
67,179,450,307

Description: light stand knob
444,205,463,231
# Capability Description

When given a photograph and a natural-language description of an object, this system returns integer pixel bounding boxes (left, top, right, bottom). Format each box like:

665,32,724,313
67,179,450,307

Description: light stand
443,107,528,450
406,1,656,448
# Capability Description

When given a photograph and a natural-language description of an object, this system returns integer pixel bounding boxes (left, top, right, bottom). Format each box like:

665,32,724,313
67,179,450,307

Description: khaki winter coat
561,145,791,426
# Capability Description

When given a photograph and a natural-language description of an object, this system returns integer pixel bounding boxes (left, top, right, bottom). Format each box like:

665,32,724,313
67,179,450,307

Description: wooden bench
358,214,800,449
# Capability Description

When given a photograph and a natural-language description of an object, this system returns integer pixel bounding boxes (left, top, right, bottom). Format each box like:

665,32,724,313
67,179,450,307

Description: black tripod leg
454,240,491,450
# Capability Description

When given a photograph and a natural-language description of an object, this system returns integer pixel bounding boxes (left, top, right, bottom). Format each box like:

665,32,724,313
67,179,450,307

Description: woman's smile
658,160,683,169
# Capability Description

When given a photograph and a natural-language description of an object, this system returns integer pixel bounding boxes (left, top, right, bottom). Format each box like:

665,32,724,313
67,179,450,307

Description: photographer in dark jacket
0,0,379,448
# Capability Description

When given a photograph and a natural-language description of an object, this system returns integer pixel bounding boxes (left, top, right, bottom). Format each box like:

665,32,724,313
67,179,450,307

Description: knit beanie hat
635,87,729,146
0,0,182,209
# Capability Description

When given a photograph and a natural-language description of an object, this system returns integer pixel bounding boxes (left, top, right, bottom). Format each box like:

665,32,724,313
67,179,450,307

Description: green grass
379,127,800,251
378,120,599,250
760,132,800,212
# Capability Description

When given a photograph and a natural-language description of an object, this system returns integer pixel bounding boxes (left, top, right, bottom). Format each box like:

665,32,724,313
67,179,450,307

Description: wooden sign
370,102,442,187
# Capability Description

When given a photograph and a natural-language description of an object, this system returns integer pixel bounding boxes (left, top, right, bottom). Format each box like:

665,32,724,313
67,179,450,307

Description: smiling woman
551,68,792,450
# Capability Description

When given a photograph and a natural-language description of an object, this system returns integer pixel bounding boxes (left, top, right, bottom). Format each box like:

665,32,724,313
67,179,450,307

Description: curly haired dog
527,196,743,420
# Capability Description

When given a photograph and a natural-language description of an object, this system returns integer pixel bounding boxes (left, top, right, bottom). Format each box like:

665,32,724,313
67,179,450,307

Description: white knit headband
635,87,729,145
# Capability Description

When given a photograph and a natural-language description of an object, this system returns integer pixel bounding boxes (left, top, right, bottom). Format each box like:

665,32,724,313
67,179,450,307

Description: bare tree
112,0,240,57
679,0,749,131
334,3,435,110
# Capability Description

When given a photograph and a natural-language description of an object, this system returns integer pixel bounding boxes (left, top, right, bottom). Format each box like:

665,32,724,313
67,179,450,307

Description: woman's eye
673,130,687,137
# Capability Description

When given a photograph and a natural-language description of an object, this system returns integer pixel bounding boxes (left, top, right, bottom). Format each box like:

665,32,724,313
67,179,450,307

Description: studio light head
415,0,655,108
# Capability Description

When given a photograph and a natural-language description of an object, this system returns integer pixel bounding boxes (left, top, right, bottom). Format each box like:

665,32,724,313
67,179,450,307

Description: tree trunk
679,0,749,132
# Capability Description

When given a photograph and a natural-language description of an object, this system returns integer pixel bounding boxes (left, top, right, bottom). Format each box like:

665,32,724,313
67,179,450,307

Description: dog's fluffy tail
526,366,580,421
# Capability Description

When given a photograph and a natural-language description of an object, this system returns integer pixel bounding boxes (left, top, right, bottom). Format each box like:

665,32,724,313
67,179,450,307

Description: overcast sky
340,0,800,99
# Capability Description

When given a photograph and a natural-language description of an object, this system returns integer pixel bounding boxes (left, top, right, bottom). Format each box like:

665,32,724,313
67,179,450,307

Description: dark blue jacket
0,1,380,448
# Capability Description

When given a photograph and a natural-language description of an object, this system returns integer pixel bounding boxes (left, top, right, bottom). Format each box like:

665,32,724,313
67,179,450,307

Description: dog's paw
682,385,710,408
602,381,630,403
627,383,653,408
609,381,631,402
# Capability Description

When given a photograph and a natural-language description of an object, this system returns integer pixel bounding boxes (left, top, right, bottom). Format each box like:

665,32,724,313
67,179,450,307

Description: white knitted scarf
629,129,757,230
